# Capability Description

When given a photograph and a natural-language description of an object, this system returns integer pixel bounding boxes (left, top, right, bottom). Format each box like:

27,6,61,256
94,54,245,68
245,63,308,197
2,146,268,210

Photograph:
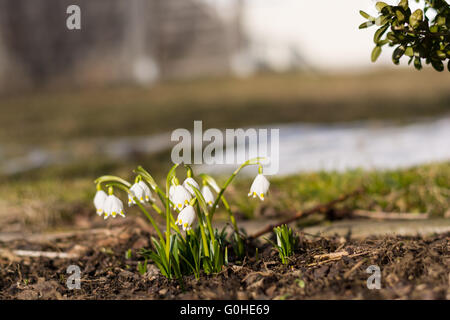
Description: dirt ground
0,217,448,300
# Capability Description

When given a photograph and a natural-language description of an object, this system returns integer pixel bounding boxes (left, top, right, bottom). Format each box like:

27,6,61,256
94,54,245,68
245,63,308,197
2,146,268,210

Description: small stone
159,288,168,295
145,264,160,280
236,291,247,299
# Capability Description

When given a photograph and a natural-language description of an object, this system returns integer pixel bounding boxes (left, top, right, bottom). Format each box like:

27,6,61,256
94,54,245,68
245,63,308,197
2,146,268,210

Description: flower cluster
93,157,270,281
94,188,125,220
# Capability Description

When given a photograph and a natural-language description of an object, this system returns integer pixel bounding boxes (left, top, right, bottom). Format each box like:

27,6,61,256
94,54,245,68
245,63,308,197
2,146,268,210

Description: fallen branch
343,259,366,279
307,251,369,267
314,250,348,261
0,249,78,259
248,187,365,239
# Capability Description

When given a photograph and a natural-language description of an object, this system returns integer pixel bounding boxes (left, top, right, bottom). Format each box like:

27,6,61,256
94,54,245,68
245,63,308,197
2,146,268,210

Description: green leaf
436,50,446,60
431,59,444,72
398,0,408,10
374,24,389,44
375,2,388,12
436,15,446,26
375,15,389,26
359,10,374,21
395,10,405,22
409,9,423,28
430,25,439,33
393,45,406,61
359,21,374,29
371,46,382,62
414,57,422,70
405,47,414,57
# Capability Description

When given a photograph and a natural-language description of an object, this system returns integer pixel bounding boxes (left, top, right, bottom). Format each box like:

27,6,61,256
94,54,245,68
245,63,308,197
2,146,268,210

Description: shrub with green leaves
93,158,270,282
360,0,450,71
267,224,299,265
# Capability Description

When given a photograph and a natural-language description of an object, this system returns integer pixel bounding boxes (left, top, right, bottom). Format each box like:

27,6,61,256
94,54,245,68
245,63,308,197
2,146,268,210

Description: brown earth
0,218,448,300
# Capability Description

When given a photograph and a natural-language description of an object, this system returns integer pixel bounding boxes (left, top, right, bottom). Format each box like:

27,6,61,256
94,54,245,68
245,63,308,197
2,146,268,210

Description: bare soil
0,218,448,300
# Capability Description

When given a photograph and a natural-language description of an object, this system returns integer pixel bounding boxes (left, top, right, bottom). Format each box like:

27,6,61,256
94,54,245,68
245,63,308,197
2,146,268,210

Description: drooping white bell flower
172,185,192,210
103,194,125,219
201,185,215,207
168,184,175,207
248,174,270,201
175,205,196,231
182,177,200,196
94,189,107,216
138,180,156,202
128,183,145,206
169,185,175,199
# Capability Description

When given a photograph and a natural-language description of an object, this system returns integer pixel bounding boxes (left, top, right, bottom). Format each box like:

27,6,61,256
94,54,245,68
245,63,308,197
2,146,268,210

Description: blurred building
0,0,244,92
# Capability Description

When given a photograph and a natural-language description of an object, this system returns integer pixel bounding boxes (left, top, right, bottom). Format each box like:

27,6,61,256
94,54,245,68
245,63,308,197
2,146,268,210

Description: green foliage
267,224,299,264
141,226,229,280
137,259,148,275
360,0,450,71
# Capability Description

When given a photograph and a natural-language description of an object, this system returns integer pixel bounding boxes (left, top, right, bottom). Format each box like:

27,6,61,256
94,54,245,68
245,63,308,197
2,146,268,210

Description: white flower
172,185,192,210
169,185,175,207
128,183,145,206
201,185,215,207
175,205,196,231
138,180,156,202
183,177,200,196
103,195,125,219
169,185,175,199
248,174,270,201
94,190,107,216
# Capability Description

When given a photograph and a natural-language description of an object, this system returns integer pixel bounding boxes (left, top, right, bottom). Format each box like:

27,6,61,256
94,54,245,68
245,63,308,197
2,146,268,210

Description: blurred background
0,0,448,233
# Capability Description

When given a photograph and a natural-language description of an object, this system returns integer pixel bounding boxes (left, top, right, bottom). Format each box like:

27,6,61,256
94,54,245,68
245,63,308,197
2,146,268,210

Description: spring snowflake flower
103,194,125,219
94,189,107,215
201,185,215,207
176,205,196,231
169,184,175,206
172,185,192,210
138,180,155,202
248,174,270,201
182,177,200,196
128,183,145,206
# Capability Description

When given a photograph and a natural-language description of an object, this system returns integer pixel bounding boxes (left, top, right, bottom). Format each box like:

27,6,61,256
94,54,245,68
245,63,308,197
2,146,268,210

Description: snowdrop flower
138,180,155,202
201,185,215,207
183,177,200,196
248,174,270,201
169,184,175,207
172,185,192,210
176,205,196,231
94,189,107,216
103,194,125,219
128,183,146,206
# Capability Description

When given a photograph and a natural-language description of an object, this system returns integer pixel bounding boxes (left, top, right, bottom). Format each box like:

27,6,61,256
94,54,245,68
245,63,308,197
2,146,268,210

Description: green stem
165,180,171,260
210,162,249,219
135,200,165,243
221,195,244,257
196,203,210,257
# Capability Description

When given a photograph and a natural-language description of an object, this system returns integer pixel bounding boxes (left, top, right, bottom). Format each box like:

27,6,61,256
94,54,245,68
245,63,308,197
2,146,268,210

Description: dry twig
248,187,365,239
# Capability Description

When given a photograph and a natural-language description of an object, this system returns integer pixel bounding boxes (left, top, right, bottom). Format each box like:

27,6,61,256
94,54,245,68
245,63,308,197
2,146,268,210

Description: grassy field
1,161,448,232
